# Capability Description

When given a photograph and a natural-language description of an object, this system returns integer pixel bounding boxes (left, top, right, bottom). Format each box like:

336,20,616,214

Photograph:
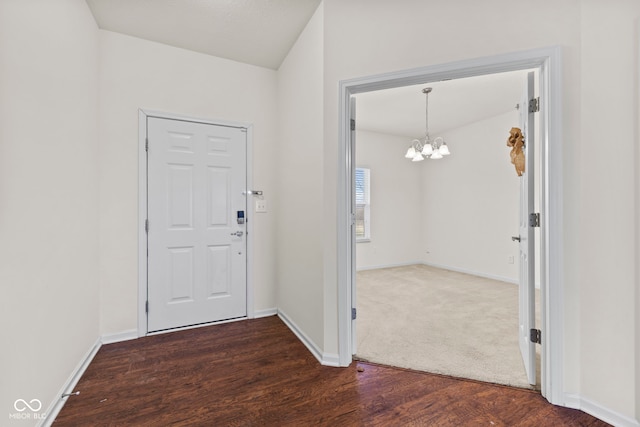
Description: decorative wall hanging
507,127,525,176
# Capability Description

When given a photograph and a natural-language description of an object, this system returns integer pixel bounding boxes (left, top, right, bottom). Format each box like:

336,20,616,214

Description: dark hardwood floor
54,316,608,426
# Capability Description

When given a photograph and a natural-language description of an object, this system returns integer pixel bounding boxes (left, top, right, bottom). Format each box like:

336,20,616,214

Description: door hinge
529,97,540,113
145,219,149,233
351,307,357,320
350,119,356,131
145,301,149,313
530,328,541,344
145,137,149,152
529,213,540,228
350,213,356,226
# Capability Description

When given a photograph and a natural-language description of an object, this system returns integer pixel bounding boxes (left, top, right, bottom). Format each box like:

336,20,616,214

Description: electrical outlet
255,199,267,213
508,255,515,264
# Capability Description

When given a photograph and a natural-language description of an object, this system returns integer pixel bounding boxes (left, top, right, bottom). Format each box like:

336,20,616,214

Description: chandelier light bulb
405,146,416,158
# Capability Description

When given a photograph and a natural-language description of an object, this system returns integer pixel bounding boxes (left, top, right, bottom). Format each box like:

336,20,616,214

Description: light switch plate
255,200,267,213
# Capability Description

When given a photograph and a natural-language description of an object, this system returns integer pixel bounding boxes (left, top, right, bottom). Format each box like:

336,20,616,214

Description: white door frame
138,109,255,336
337,46,564,405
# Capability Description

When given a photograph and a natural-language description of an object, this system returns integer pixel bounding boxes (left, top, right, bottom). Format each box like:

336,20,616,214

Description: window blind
355,168,369,205
355,167,370,240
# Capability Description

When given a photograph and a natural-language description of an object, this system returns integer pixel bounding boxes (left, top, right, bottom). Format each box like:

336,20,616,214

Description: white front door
518,71,537,385
147,117,247,332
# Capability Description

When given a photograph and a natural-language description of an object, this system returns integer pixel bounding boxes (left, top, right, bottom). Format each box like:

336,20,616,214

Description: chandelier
405,87,451,161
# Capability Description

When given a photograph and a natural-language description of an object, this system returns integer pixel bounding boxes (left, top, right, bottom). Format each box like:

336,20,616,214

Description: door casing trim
138,109,254,337
336,46,563,405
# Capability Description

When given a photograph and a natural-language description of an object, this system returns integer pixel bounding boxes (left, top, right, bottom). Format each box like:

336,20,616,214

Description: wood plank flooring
54,316,609,426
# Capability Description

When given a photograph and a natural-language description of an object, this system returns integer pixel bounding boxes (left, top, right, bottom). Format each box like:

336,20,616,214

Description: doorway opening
336,47,564,405
352,70,539,389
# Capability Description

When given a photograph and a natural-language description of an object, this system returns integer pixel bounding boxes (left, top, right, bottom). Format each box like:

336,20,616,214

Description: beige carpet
356,264,539,389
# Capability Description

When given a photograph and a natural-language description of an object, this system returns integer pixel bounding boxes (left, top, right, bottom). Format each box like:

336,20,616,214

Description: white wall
356,112,520,282
0,0,100,424
313,0,639,422
577,0,638,419
276,4,325,352
421,111,520,283
98,31,279,334
355,130,424,269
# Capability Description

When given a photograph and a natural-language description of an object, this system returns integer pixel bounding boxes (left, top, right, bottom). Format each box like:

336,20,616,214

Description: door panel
207,167,230,226
207,245,231,296
147,117,247,332
167,165,194,229
518,72,537,385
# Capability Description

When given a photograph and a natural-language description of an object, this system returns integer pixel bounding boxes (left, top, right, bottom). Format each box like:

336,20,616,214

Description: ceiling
85,1,531,137
355,70,531,139
85,0,322,70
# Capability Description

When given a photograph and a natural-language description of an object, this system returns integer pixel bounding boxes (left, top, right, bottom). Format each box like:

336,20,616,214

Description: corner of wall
275,0,326,353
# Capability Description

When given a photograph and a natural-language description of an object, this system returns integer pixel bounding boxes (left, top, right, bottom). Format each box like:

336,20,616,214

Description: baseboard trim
277,310,339,367
421,262,518,285
101,329,138,345
254,308,278,318
321,352,341,367
564,393,639,427
356,261,423,272
277,310,323,364
38,338,102,427
357,261,519,284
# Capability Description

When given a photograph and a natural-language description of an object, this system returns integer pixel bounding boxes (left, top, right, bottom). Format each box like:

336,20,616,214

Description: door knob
231,231,244,237
511,236,521,242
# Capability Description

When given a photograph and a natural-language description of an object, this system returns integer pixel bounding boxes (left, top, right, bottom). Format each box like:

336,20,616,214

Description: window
355,167,370,241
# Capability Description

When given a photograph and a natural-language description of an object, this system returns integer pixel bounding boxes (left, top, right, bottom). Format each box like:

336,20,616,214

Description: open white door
147,117,247,332
518,71,537,385
350,95,358,355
